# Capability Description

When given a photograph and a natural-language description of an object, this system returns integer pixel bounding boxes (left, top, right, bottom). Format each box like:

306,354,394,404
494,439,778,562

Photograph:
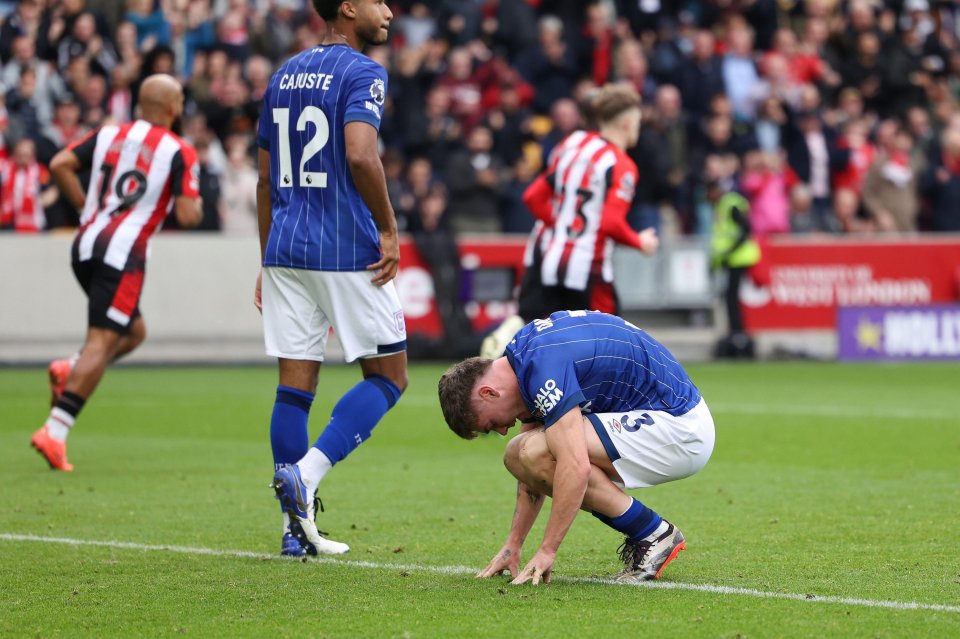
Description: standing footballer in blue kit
255,0,407,557
438,311,716,584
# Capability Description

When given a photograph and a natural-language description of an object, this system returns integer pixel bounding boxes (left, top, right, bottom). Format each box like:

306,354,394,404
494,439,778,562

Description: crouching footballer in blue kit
438,310,715,584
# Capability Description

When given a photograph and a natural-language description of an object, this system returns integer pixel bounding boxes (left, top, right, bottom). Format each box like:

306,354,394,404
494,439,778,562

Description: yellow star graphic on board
856,319,883,351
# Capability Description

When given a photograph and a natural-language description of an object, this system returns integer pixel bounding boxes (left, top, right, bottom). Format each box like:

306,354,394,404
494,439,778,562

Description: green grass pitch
1,361,958,638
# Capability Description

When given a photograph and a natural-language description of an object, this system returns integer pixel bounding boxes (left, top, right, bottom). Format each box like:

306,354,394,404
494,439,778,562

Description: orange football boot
30,426,74,471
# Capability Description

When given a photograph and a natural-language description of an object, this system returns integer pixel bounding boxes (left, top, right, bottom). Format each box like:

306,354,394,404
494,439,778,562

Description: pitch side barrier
1,234,958,363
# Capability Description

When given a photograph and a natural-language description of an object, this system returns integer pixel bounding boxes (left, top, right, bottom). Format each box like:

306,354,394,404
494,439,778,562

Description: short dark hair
312,0,342,21
437,357,492,440
593,84,642,125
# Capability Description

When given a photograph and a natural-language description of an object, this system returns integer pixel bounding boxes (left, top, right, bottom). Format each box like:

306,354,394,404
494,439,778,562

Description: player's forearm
538,456,589,554
256,178,271,261
49,150,86,211
600,202,643,249
505,481,545,549
51,167,86,211
349,155,397,235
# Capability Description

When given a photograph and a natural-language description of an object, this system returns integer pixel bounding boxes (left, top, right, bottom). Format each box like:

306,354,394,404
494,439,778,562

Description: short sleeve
68,129,99,170
517,352,587,428
343,63,388,130
170,144,200,198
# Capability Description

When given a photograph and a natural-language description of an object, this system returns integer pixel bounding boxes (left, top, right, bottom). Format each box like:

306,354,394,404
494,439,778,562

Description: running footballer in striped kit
31,74,202,472
480,85,660,360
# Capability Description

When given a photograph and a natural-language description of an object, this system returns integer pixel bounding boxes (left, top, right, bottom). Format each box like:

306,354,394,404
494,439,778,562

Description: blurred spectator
40,94,88,153
447,124,504,233
125,0,171,51
219,133,257,234
920,127,960,231
6,66,43,141
56,11,120,77
575,2,615,86
107,65,133,124
629,84,689,235
394,2,436,50
435,46,484,132
420,84,463,169
500,156,537,233
1,0,45,65
754,96,786,152
215,0,252,62
516,15,579,114
0,137,55,232
2,34,65,128
840,31,886,114
722,19,760,121
832,118,875,195
782,104,845,232
788,184,820,233
677,29,724,120
741,149,791,238
611,39,656,102
862,122,919,232
482,81,532,167
176,0,217,77
78,71,108,128
539,97,580,163
833,187,874,233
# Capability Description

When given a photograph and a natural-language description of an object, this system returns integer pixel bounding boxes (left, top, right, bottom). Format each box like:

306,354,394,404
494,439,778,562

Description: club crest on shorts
394,310,405,333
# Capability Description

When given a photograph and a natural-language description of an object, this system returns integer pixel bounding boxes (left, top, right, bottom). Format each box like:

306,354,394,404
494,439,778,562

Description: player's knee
518,432,554,483
503,432,527,479
391,371,409,394
129,322,146,349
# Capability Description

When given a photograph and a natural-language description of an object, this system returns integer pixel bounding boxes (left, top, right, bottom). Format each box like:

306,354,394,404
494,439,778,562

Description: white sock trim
46,408,75,441
298,447,333,495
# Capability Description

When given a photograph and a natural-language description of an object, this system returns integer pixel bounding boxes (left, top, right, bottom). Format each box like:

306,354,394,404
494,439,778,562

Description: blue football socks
593,498,663,540
270,385,313,472
313,375,401,464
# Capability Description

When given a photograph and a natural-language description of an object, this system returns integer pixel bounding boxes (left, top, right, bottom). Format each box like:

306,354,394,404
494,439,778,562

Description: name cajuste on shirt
278,73,335,91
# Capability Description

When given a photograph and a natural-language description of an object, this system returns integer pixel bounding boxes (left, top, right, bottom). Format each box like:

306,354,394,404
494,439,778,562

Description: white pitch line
2,533,958,614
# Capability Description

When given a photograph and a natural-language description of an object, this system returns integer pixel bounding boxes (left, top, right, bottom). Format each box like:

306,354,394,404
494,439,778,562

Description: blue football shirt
504,311,702,427
257,44,388,271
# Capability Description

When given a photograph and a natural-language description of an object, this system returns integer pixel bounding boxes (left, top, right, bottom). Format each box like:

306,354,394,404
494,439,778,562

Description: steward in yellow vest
707,181,760,358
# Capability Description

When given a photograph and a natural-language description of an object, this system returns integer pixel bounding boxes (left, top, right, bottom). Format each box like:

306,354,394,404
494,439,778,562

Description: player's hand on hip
367,231,400,287
639,228,660,255
510,548,555,585
476,544,520,579
254,269,263,314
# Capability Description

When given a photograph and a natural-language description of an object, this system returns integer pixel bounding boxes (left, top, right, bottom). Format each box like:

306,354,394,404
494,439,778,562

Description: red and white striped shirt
522,130,641,291
68,119,199,271
0,159,48,232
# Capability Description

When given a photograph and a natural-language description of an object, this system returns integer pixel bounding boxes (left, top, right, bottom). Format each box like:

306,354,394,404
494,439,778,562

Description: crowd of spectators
2,0,960,236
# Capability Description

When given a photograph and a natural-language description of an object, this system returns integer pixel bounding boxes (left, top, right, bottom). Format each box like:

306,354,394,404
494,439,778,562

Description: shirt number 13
272,106,329,188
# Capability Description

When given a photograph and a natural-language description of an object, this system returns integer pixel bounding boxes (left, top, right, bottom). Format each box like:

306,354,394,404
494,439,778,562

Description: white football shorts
587,399,715,489
262,267,406,363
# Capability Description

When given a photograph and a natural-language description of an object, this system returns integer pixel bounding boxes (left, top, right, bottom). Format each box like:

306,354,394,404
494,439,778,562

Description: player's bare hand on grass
254,270,263,313
639,228,659,255
368,231,400,286
476,545,520,578
511,549,555,585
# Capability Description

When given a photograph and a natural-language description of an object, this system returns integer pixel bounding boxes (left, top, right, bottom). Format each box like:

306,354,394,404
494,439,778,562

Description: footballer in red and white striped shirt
31,75,202,472
516,84,659,320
